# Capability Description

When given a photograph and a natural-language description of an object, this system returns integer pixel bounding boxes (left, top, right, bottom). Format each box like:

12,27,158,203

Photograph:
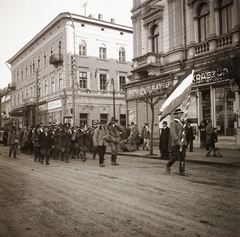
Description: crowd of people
4,117,152,167
3,109,221,173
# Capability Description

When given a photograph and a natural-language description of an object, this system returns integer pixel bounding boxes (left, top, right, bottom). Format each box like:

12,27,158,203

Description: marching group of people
6,116,150,167
3,107,220,174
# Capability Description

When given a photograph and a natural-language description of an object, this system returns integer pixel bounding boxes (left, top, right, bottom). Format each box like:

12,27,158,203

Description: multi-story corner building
7,12,133,128
125,0,240,149
0,88,12,129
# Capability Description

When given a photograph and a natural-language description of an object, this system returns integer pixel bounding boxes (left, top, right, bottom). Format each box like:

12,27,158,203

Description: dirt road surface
0,148,240,237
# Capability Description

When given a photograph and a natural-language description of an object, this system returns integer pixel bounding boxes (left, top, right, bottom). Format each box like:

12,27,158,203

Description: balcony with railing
23,97,36,105
194,33,233,56
133,52,160,68
8,82,16,90
49,54,63,68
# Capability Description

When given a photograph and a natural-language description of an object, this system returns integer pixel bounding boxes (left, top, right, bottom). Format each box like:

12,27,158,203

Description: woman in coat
93,122,108,167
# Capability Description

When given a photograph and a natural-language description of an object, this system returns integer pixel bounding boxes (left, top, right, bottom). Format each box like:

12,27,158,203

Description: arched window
43,51,47,67
79,40,87,56
38,56,41,70
150,24,159,53
119,47,126,62
50,46,54,56
198,3,210,42
58,41,62,54
219,0,233,34
99,43,106,59
30,62,32,74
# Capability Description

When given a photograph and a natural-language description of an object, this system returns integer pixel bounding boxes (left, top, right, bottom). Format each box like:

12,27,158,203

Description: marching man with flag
159,65,195,175
166,108,187,175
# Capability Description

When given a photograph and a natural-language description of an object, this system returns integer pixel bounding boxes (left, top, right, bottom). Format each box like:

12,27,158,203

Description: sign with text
126,80,171,99
48,99,62,110
193,68,228,85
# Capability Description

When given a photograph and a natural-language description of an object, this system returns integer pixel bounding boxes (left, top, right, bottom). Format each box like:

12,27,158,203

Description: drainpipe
183,0,187,61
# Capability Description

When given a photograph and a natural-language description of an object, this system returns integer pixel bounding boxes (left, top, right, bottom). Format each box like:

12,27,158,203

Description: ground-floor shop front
125,73,240,149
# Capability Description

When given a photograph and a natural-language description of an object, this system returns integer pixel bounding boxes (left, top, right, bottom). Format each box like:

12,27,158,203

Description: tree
204,47,240,92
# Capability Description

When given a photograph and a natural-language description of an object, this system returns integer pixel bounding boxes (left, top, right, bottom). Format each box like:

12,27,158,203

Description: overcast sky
0,0,133,89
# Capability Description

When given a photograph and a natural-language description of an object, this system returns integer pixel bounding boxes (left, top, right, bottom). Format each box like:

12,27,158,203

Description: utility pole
35,69,39,125
71,55,76,125
111,78,116,119
69,13,76,126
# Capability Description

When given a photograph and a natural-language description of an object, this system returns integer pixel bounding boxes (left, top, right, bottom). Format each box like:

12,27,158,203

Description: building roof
7,12,133,64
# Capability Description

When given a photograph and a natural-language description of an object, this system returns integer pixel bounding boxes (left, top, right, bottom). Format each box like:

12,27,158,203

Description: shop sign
127,81,171,99
48,99,62,110
193,68,228,85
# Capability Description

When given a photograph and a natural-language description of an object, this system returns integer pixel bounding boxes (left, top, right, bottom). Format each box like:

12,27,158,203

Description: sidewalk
1,145,239,168
107,146,240,168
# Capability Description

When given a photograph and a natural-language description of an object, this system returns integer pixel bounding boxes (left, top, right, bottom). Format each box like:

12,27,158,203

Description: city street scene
0,145,240,237
1,0,240,237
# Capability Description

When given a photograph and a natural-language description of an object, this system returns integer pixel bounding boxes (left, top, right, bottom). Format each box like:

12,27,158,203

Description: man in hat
39,125,54,165
93,121,108,167
106,117,123,165
159,121,170,159
128,122,139,151
141,122,151,151
206,120,213,151
166,108,187,175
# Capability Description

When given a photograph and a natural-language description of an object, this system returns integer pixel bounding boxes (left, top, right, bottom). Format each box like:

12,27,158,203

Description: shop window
100,114,108,124
215,88,235,136
197,3,210,42
80,113,88,127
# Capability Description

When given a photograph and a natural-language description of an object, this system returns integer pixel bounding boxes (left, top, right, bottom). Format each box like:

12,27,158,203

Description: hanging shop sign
48,99,62,110
193,68,228,85
126,80,171,99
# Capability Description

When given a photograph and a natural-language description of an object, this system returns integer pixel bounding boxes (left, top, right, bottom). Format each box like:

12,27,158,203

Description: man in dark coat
159,121,170,159
59,124,72,163
186,121,195,152
38,125,54,165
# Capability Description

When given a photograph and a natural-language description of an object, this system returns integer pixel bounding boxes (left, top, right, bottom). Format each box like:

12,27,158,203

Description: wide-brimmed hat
173,108,184,115
110,117,118,123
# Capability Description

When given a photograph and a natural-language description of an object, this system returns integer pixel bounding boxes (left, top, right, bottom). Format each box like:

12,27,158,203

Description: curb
110,152,240,168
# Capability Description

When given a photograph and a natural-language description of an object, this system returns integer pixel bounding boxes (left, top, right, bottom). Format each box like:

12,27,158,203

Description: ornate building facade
7,12,133,128
126,0,240,148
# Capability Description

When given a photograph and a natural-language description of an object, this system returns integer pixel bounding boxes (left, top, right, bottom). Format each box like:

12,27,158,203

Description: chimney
111,18,115,23
98,14,103,20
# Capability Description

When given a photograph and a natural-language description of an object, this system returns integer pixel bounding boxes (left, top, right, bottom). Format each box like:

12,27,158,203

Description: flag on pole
159,66,194,121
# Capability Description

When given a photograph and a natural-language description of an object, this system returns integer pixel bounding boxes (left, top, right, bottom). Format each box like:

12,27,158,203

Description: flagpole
180,92,191,151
